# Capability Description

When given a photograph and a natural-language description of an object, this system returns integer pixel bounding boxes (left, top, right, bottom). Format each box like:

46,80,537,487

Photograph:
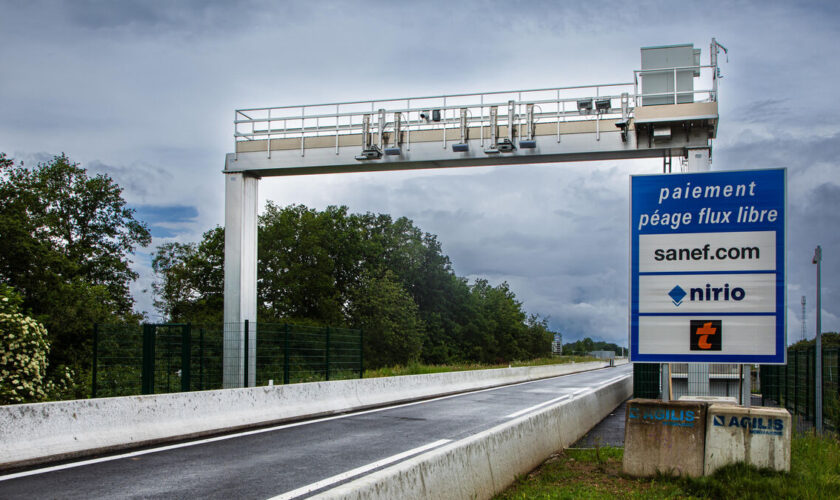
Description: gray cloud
2,1,839,344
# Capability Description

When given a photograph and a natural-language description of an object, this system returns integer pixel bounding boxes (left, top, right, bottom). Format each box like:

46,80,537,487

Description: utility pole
813,245,822,434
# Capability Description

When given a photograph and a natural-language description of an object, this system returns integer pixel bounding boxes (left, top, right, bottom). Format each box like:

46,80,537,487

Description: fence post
181,323,191,392
784,355,789,410
283,323,290,385
359,329,364,379
325,326,331,381
141,324,155,395
806,347,811,423
165,326,172,393
199,327,205,391
91,323,99,398
243,319,249,388
795,350,799,413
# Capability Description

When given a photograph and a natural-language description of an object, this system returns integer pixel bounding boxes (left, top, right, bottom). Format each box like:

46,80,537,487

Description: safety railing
234,83,635,154
633,64,719,105
233,64,719,157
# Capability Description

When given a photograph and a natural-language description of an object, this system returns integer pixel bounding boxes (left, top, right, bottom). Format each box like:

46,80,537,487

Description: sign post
630,169,786,365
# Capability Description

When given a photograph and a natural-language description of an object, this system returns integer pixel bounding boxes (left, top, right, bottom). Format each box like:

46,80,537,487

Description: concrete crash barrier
622,399,707,477
623,399,792,478
313,376,632,500
704,404,791,474
0,360,621,470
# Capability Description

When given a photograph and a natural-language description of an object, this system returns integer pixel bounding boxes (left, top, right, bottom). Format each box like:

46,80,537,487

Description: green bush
0,286,72,404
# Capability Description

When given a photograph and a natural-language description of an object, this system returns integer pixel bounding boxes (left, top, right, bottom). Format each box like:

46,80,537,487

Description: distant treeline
789,332,840,350
154,203,558,369
562,337,624,356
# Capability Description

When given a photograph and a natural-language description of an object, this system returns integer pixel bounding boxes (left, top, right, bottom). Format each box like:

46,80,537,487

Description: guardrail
0,361,620,470
315,372,632,499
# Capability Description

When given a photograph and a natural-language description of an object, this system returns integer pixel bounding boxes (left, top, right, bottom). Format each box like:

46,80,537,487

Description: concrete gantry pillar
223,172,259,388
661,147,712,399
684,147,712,397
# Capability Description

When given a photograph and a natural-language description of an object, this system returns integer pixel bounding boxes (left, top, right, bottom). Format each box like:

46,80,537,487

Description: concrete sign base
704,404,791,474
623,399,707,477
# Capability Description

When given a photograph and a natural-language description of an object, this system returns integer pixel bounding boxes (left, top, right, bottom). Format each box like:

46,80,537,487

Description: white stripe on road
596,374,631,388
505,395,571,419
266,439,451,500
505,374,631,419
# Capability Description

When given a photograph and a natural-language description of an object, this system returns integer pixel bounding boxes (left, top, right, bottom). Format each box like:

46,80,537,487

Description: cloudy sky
2,0,838,346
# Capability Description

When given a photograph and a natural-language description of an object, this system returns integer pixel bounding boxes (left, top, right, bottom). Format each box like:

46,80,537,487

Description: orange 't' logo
690,320,722,351
696,322,717,349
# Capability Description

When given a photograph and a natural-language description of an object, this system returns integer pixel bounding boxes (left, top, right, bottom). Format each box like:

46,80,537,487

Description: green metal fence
632,363,661,399
92,322,363,397
760,347,840,431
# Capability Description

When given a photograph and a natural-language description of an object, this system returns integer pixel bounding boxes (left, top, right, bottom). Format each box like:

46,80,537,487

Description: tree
0,153,150,392
523,314,555,359
789,332,840,350
258,203,352,324
349,270,424,368
153,203,555,367
563,337,623,356
152,227,224,324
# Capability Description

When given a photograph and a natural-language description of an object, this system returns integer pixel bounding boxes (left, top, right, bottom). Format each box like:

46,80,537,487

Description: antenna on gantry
711,38,729,73
801,296,807,341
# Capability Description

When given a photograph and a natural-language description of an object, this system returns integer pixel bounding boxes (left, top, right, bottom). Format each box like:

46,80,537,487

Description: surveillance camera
420,110,441,122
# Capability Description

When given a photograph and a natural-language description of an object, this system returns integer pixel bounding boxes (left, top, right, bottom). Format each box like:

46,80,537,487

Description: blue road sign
630,169,786,363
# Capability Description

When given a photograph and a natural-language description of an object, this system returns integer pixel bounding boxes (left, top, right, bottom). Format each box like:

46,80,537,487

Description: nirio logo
668,283,746,306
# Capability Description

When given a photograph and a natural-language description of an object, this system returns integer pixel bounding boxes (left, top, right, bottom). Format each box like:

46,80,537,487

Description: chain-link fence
760,347,839,432
92,322,362,398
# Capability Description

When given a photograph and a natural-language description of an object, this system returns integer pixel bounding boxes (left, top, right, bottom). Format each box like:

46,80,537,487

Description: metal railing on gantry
233,64,719,158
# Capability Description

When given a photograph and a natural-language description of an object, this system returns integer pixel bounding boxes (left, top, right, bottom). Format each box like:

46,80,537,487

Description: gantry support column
223,172,258,388
683,146,712,398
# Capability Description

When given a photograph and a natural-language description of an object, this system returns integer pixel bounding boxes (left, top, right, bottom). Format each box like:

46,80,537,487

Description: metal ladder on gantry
222,40,726,388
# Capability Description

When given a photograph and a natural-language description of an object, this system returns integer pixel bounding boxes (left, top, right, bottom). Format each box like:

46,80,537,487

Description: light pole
813,245,822,434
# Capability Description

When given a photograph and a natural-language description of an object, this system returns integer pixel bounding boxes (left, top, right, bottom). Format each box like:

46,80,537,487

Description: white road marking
505,395,571,418
505,373,631,419
596,374,631,388
266,439,451,500
0,366,630,482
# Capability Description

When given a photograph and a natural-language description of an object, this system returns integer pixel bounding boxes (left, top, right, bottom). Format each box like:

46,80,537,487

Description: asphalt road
0,364,631,500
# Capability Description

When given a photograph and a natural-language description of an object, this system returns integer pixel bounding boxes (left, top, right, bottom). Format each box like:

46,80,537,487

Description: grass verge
363,356,601,378
494,433,840,499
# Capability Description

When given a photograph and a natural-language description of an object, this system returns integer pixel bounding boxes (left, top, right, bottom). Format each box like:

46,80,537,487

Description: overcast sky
2,0,838,346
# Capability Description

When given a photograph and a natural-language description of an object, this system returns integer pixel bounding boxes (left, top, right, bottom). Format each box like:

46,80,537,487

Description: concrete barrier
704,404,791,474
313,376,632,500
0,360,617,470
622,399,707,477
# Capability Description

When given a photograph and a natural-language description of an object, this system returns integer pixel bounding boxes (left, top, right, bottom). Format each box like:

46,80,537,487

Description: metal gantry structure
222,40,725,388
